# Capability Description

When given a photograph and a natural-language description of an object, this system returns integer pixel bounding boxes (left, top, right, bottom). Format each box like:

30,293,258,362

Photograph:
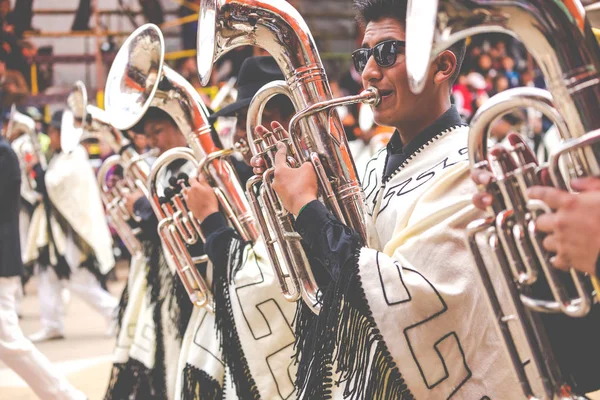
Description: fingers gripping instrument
197,0,379,313
405,1,600,397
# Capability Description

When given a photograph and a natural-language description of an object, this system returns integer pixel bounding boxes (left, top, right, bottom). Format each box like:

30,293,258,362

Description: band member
470,131,600,392
0,123,87,400
5,111,41,262
184,56,299,399
3,108,42,297
106,107,223,400
252,1,537,397
24,110,118,343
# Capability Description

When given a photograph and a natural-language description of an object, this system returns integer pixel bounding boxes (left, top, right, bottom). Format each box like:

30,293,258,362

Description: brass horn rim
197,0,218,86
61,80,88,153
71,80,88,122
405,0,438,94
105,23,165,131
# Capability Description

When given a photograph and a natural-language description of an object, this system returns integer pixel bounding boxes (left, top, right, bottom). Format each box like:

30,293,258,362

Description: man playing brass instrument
252,0,530,398
184,56,301,400
106,107,224,400
471,136,600,393
23,110,119,344
474,167,600,279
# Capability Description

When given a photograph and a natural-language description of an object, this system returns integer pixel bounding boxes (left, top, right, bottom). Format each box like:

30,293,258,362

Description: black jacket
0,135,24,278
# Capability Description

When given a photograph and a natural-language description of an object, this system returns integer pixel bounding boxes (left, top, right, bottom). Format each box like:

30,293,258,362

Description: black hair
141,107,178,131
353,0,466,87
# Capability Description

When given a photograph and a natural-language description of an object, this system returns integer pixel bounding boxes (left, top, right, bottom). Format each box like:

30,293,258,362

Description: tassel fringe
181,363,223,400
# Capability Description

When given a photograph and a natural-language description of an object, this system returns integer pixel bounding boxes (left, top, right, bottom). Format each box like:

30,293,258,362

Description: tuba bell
105,23,259,309
405,1,600,398
197,0,379,313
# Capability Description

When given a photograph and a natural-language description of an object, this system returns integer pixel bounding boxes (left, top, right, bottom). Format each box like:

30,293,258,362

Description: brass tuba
66,81,151,259
105,23,259,309
197,0,379,313
405,1,600,398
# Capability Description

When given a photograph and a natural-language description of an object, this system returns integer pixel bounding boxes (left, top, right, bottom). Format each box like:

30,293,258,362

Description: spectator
7,0,34,37
466,71,489,112
502,56,520,87
0,0,34,86
492,74,510,96
452,74,473,120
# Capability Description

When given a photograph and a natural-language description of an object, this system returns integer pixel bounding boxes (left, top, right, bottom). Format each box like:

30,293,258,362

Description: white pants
19,207,31,262
0,276,87,399
38,267,118,333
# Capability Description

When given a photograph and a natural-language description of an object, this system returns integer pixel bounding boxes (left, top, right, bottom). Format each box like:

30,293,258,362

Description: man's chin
373,114,396,130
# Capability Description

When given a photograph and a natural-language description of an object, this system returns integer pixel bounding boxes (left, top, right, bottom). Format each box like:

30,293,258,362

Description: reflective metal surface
406,2,600,398
467,87,597,399
148,148,214,310
406,0,600,174
199,0,375,313
107,23,259,309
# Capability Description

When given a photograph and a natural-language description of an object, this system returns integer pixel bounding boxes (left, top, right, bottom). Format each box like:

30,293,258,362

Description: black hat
50,110,63,130
209,56,284,122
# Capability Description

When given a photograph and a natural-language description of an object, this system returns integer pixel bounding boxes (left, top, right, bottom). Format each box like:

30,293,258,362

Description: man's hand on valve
527,177,600,276
252,121,319,216
468,132,600,277
184,174,220,222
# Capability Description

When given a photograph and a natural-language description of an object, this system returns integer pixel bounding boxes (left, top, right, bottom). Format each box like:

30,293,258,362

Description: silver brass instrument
68,81,116,145
210,77,238,111
5,104,47,191
67,81,151,259
405,1,600,398
198,0,379,313
106,23,259,309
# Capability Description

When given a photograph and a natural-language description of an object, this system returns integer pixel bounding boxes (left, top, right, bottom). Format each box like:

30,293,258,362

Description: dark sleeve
201,212,236,267
33,163,47,195
294,200,363,287
0,145,21,204
596,254,600,278
133,196,159,236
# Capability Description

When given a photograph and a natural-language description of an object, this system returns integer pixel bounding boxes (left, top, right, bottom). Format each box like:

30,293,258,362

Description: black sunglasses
351,40,406,74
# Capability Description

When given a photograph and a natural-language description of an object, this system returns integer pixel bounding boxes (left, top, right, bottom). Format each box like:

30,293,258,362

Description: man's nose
362,54,383,84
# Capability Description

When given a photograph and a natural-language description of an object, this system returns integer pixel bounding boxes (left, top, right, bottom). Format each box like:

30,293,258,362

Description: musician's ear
433,50,457,86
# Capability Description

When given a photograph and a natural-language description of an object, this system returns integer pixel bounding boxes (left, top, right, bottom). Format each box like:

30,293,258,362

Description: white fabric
120,249,186,400
173,306,225,400
227,239,298,400
37,266,118,334
112,253,147,365
10,134,42,207
45,145,114,274
349,138,388,181
349,126,526,399
23,203,64,268
0,277,86,400
18,207,32,262
349,140,373,180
